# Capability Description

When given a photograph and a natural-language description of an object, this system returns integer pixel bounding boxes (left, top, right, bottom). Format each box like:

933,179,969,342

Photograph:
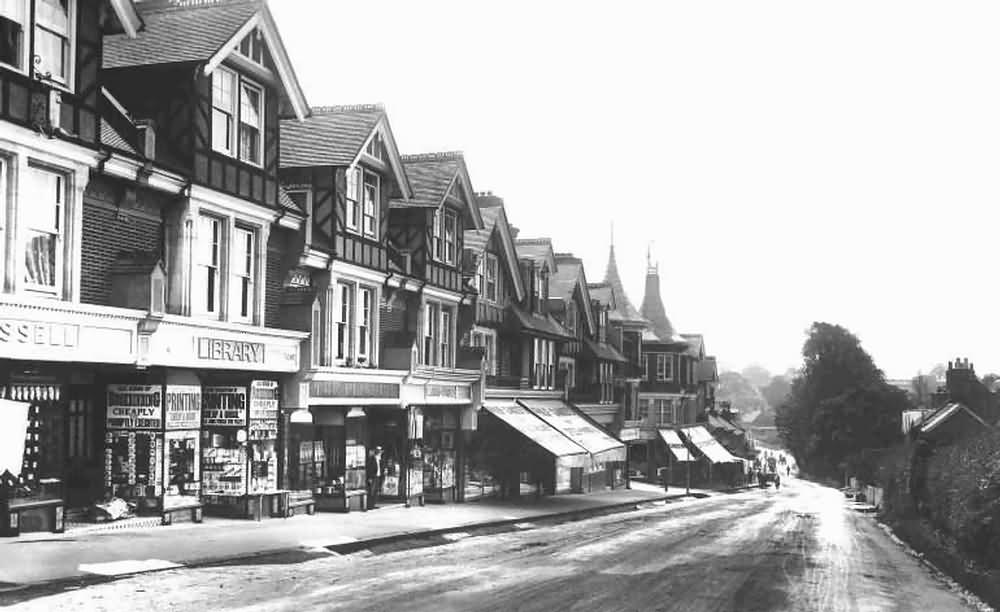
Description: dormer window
212,66,264,166
0,0,75,88
238,29,264,65
346,167,379,238
432,208,457,265
476,253,497,302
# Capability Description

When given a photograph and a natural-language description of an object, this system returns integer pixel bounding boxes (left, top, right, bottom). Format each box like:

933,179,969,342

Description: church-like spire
603,231,646,325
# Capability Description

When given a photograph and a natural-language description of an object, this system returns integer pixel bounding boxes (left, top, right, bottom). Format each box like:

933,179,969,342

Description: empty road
5,479,981,612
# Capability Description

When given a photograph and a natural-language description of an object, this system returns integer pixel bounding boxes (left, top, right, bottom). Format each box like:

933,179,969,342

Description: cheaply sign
107,385,163,430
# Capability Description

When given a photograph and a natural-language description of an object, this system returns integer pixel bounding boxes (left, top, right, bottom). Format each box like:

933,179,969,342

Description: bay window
212,66,265,166
229,226,255,322
335,282,351,362
565,301,576,335
656,354,673,382
423,302,439,365
443,210,456,264
432,210,442,261
238,80,263,166
532,338,555,390
357,287,372,364
22,165,64,294
599,362,613,404
195,215,222,318
641,354,649,381
332,282,377,366
33,0,71,85
440,308,451,368
362,171,378,237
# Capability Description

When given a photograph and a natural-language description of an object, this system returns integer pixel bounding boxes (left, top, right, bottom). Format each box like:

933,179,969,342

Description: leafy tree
775,322,910,478
981,373,1000,392
761,376,792,411
740,364,772,388
717,371,768,417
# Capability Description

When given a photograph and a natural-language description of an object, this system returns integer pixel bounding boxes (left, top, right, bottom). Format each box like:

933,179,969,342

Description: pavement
0,481,718,594
5,478,988,612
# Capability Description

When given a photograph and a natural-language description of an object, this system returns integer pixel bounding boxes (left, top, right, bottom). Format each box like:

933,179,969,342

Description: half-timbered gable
463,193,524,379
514,237,573,391
390,152,481,294
101,0,308,208
278,104,413,371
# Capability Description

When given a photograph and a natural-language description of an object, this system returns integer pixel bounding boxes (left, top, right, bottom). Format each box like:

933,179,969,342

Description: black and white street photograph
0,1,999,610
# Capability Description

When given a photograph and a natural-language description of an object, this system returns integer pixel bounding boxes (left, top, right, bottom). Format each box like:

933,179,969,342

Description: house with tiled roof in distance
279,109,485,510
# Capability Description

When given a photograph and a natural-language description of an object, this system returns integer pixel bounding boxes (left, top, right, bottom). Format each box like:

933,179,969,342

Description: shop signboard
164,385,201,430
248,380,279,440
106,385,163,430
202,386,248,427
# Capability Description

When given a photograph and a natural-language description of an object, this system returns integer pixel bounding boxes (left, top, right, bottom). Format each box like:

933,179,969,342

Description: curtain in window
24,231,55,286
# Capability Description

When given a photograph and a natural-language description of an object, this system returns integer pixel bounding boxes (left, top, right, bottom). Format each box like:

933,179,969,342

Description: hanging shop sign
202,386,248,427
248,381,279,440
165,385,201,430
106,385,163,430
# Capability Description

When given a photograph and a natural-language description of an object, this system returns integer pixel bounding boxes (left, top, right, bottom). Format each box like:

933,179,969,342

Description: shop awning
481,402,589,467
681,426,742,464
517,399,627,463
658,429,693,462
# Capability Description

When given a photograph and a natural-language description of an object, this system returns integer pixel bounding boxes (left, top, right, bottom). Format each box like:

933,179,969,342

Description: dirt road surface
4,479,982,612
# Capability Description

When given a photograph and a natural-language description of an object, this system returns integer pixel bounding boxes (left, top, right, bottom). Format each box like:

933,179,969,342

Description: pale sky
271,1,1000,380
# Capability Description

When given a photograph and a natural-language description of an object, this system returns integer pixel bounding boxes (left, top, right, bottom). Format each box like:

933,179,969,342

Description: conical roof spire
603,233,646,325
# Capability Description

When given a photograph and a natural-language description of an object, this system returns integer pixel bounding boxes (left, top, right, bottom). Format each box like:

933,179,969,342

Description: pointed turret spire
602,234,646,325
640,256,684,344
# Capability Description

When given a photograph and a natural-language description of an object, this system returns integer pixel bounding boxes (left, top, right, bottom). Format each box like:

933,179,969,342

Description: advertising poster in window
202,386,247,427
248,380,279,439
106,385,163,430
164,385,201,431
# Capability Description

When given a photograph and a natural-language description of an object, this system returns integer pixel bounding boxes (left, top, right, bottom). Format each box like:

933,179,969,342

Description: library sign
142,320,301,372
106,385,163,430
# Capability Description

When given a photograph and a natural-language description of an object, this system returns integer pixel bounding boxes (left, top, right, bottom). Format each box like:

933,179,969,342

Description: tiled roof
515,238,553,264
100,119,138,156
509,305,574,340
584,338,626,363
641,264,685,344
280,105,383,168
549,257,582,302
463,229,491,255
396,153,463,208
587,283,615,308
681,333,705,357
104,0,261,69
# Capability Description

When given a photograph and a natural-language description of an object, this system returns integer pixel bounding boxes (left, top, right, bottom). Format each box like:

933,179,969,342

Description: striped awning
681,426,742,464
658,429,693,462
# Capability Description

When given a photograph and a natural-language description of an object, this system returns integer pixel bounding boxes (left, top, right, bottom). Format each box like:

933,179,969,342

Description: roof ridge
515,238,552,245
311,104,385,115
401,151,465,162
137,0,259,13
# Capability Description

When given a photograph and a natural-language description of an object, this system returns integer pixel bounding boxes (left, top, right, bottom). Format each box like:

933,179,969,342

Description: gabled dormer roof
550,253,596,337
280,105,413,200
104,0,308,120
516,238,556,273
469,194,525,302
681,333,705,358
393,152,483,229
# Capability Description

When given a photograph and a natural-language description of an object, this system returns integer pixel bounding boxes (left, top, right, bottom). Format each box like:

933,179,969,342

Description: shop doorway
368,409,407,503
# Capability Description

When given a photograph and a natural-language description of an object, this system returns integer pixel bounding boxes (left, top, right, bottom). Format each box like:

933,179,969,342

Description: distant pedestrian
366,446,384,509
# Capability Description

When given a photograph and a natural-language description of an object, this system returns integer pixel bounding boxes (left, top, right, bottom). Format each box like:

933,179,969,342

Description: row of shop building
0,0,747,537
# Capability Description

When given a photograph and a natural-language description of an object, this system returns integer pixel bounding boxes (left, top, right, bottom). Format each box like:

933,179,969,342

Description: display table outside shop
201,491,290,521
0,496,65,537
313,487,367,513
